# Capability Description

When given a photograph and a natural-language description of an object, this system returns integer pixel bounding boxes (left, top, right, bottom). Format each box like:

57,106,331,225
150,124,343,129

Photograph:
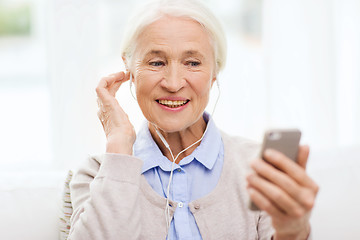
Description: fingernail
250,160,256,168
246,173,254,181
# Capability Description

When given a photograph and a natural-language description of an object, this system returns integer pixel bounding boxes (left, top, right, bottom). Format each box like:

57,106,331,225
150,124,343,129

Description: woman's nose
160,64,185,92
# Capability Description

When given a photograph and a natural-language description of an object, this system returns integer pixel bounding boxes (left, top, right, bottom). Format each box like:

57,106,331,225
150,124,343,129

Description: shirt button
194,204,200,210
178,202,184,208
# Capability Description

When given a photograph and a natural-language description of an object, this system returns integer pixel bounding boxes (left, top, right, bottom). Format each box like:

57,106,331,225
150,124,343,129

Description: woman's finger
250,159,317,210
263,149,318,191
247,173,304,217
108,72,131,96
297,145,310,170
247,186,285,219
251,159,299,198
96,72,126,101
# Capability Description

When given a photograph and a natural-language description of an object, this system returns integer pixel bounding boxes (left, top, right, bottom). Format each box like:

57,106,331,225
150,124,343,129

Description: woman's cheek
135,71,162,100
191,74,212,96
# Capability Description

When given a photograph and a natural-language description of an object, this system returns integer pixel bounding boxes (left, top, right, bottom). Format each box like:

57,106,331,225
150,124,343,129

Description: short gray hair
120,0,227,75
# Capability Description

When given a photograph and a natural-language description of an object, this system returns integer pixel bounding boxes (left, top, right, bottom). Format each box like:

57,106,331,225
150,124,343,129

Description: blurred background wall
0,0,359,239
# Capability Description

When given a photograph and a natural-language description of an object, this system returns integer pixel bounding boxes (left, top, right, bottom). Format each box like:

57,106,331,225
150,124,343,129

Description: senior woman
69,0,318,239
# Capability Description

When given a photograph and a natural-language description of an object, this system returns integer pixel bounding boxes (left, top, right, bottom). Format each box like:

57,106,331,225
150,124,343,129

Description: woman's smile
156,97,190,111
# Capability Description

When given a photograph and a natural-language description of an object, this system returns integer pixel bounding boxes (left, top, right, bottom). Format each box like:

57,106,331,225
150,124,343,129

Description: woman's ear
122,56,129,71
125,71,131,81
129,72,136,84
211,76,217,87
122,56,134,84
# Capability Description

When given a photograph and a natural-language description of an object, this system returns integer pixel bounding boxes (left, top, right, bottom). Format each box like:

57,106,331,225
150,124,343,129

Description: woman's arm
68,72,141,239
68,153,143,240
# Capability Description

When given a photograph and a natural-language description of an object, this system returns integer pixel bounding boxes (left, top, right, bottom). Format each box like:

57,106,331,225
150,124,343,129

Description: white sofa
0,147,359,240
0,171,66,240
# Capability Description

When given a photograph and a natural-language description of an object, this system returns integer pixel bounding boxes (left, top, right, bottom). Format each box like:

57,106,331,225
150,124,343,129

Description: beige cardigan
69,132,275,240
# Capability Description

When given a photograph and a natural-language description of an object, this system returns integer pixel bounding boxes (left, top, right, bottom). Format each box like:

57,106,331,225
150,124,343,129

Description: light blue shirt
133,113,224,240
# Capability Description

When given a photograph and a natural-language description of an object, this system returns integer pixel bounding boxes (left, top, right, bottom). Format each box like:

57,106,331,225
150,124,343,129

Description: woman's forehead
135,16,213,57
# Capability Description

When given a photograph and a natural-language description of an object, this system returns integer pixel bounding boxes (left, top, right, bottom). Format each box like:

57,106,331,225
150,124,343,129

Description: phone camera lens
268,132,281,140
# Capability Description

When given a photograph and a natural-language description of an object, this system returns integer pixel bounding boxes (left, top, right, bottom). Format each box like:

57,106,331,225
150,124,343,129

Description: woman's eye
186,61,201,67
149,61,164,67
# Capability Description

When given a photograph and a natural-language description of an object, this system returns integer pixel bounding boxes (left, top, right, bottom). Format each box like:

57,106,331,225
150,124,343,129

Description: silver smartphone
249,129,302,211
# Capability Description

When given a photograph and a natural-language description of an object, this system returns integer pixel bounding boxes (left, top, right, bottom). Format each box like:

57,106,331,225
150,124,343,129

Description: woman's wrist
106,135,134,155
106,143,133,155
273,223,311,240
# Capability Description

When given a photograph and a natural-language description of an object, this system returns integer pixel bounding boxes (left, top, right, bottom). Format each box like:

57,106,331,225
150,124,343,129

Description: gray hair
120,0,227,75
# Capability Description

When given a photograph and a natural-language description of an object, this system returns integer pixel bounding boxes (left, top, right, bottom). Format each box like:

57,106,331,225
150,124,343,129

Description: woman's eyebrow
182,50,205,59
143,49,205,60
144,50,166,58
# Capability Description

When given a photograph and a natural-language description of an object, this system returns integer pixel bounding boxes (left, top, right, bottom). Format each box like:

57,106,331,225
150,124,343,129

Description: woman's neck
149,117,207,164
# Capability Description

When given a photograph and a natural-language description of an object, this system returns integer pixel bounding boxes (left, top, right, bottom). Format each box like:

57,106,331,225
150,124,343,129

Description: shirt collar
133,112,222,173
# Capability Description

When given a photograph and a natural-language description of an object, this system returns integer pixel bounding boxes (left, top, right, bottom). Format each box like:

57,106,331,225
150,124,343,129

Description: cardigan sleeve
270,230,313,240
257,210,275,240
68,153,143,240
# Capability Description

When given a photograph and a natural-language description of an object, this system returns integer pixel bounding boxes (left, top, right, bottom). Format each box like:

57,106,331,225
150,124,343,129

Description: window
0,0,51,171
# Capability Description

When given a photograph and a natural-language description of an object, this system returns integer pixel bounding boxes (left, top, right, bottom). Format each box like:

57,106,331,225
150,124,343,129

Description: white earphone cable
128,72,221,238
129,74,137,101
153,79,221,238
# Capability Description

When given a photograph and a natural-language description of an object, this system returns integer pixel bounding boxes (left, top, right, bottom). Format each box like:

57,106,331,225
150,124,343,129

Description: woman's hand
96,72,136,155
247,146,319,240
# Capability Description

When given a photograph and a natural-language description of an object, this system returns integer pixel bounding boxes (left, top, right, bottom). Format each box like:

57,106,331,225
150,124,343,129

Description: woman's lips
157,99,189,108
156,99,190,111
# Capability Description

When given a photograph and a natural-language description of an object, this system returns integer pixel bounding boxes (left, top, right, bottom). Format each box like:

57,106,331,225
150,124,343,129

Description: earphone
152,78,221,238
129,74,137,101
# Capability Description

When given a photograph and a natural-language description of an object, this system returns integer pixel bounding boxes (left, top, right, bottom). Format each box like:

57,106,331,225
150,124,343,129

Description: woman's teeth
158,99,188,108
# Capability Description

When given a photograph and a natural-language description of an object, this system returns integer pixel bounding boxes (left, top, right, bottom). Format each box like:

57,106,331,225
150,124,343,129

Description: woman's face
133,16,216,133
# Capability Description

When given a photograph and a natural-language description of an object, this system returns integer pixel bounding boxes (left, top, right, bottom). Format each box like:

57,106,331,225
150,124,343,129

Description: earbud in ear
129,73,137,101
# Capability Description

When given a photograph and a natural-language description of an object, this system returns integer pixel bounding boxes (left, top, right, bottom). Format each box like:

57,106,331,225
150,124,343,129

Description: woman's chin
149,114,205,135
152,121,187,134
